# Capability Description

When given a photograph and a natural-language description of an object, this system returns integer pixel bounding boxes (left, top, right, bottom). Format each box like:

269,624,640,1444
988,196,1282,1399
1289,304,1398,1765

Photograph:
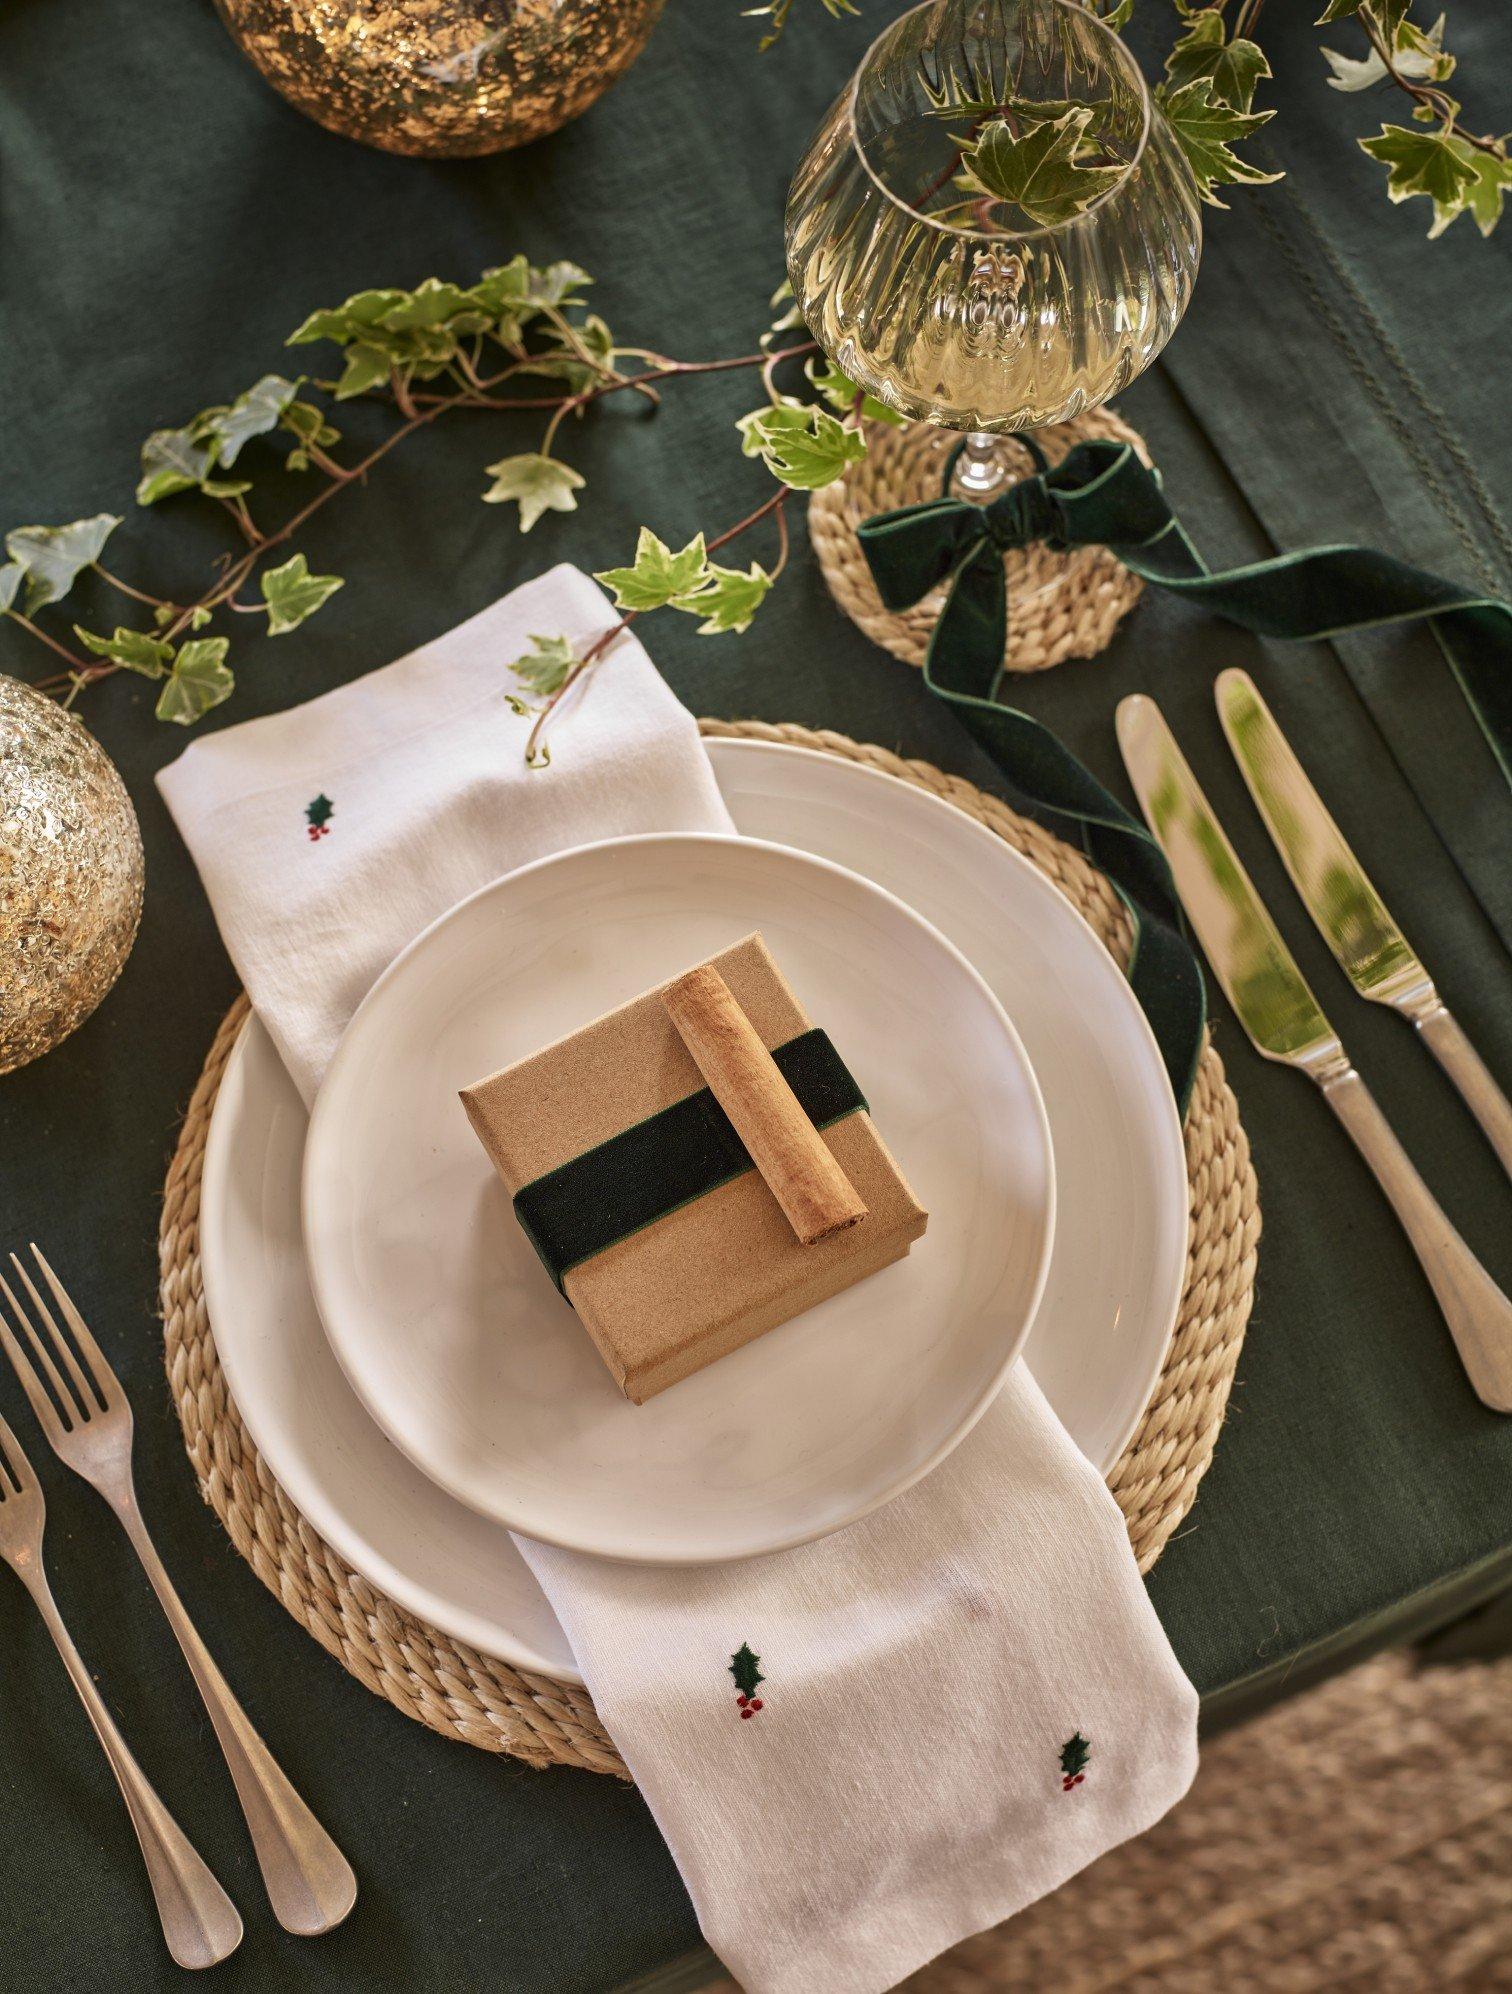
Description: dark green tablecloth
1,4,1509,1990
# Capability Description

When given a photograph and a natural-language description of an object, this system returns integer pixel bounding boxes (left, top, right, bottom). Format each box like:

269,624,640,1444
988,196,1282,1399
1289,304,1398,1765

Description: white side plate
301,833,1054,1564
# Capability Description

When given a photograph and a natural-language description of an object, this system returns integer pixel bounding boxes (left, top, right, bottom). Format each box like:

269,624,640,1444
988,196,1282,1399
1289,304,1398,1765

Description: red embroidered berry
750,1700,763,1711
1074,1774,1085,1785
1063,1778,1073,1791
740,1707,753,1719
737,1694,748,1707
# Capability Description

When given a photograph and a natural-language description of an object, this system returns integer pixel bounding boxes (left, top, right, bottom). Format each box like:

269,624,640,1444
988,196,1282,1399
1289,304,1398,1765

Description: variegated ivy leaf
736,405,867,490
73,624,174,676
1359,122,1490,235
155,636,234,725
1441,146,1512,239
470,257,594,344
481,452,585,530
261,552,344,635
211,374,302,467
1323,11,1453,91
5,514,121,612
0,563,22,613
138,424,217,505
760,278,808,352
964,110,1128,227
333,343,393,401
287,288,409,347
803,356,906,427
517,313,617,394
1317,0,1409,35
675,561,773,635
595,529,710,612
379,279,475,332
1156,78,1281,206
747,0,859,54
1164,10,1271,113
509,631,578,698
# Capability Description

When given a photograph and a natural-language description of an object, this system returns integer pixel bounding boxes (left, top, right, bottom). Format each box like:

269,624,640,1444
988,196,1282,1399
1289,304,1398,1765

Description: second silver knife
1216,667,1512,1184
1117,692,1512,1413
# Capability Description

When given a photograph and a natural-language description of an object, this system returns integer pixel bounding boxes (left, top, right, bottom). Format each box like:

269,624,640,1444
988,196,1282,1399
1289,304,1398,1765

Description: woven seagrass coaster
809,406,1150,674
159,720,1260,1780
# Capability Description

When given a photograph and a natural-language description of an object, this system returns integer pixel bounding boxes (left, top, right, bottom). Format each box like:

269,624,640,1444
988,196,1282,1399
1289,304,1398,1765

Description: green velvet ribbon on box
857,437,1512,1119
512,1027,867,1293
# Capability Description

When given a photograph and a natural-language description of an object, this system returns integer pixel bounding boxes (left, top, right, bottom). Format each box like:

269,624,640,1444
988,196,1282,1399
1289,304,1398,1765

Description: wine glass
785,0,1201,499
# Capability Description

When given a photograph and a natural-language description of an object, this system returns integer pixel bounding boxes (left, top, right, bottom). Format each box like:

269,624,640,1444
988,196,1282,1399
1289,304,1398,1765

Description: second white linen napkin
159,565,1198,1994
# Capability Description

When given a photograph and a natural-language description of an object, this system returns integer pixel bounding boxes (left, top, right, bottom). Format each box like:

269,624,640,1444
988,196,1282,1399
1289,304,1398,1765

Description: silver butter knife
1117,692,1512,1413
1216,667,1512,1185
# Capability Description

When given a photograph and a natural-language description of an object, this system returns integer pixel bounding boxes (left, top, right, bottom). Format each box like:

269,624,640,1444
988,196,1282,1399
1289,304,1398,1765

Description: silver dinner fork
0,1403,243,1968
0,1246,357,1937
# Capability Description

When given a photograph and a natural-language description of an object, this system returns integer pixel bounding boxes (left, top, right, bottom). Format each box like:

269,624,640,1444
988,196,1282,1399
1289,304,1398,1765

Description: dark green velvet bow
858,437,1512,1118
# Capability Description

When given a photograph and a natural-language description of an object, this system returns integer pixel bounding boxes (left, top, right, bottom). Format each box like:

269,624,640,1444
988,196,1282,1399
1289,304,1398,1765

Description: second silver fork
0,1245,357,1937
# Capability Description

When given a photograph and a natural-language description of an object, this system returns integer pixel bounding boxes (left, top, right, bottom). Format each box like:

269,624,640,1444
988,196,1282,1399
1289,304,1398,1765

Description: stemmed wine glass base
807,409,1148,675
950,430,1032,501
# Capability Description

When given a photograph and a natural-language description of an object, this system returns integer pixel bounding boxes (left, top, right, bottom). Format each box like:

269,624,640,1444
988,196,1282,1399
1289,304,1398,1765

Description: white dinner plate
301,833,1055,1564
199,736,1187,1679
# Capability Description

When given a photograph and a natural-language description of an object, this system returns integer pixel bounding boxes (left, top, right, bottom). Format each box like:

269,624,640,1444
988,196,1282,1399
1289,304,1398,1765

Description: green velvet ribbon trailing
512,1027,867,1293
857,437,1512,1118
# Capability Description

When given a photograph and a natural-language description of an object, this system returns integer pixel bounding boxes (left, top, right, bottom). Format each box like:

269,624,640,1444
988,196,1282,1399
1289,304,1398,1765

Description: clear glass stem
952,430,1016,500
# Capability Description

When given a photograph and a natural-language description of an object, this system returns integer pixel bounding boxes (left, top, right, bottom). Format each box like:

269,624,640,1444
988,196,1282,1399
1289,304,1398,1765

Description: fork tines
0,1246,120,1438
0,1404,39,1500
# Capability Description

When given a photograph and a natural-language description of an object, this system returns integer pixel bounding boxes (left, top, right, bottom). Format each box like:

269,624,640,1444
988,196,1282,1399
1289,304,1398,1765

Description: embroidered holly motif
729,1643,765,1719
305,794,334,842
1060,1733,1090,1791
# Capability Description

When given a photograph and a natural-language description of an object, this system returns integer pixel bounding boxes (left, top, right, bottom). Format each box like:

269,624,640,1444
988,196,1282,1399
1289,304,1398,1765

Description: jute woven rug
160,721,1261,1779
703,1653,1512,1992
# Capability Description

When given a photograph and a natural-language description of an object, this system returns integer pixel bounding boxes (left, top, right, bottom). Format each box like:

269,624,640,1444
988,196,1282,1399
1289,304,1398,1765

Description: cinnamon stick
661,964,868,1245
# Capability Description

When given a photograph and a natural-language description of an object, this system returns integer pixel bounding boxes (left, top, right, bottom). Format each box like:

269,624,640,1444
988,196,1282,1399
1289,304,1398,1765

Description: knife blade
1117,692,1512,1412
1215,668,1512,1184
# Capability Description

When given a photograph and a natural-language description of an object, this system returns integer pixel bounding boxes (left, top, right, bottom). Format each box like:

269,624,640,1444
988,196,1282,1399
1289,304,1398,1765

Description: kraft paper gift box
460,932,927,1402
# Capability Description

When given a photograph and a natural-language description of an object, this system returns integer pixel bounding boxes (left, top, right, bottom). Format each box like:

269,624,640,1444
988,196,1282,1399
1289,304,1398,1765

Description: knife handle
1412,1002,1512,1185
1320,1066,1512,1412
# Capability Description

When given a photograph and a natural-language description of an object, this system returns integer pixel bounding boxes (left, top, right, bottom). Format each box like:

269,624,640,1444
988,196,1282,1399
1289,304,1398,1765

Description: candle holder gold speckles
213,0,666,158
0,678,144,1075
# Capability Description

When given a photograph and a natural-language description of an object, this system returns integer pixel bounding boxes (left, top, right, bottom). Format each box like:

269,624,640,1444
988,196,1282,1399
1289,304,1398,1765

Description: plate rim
705,734,1188,1470
299,828,1057,1564
199,1020,585,1680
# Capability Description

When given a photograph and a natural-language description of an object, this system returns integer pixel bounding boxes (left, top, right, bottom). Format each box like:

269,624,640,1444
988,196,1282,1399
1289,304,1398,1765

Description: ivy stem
519,485,791,766
1361,10,1505,155
91,564,171,610
5,609,90,674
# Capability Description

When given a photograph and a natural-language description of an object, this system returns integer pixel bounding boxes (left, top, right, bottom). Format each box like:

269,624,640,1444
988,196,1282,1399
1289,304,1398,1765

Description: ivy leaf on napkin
482,453,586,531
261,552,345,635
155,636,234,725
964,110,1128,227
596,529,711,612
509,632,579,699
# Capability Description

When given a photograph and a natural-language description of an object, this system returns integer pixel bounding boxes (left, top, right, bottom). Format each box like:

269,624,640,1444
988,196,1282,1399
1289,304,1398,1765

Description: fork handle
116,1499,357,1936
1320,1065,1512,1412
24,1571,243,1969
1414,1002,1512,1184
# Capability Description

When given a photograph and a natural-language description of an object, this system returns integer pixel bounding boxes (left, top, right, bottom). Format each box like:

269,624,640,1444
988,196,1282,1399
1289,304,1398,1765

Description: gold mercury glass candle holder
788,0,1201,672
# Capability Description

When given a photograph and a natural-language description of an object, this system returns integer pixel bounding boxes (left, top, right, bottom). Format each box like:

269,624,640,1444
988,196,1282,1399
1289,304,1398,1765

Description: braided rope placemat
159,720,1260,1779
809,406,1149,673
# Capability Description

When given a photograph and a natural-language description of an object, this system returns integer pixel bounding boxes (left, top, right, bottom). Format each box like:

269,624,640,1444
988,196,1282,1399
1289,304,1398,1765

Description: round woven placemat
159,720,1259,1780
809,406,1149,674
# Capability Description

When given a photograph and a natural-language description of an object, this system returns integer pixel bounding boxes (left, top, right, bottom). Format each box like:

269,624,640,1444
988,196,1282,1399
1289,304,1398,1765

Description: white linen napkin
159,564,1198,1994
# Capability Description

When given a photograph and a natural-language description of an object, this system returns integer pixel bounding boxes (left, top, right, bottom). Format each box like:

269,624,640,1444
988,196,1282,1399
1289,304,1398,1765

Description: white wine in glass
785,0,1201,495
